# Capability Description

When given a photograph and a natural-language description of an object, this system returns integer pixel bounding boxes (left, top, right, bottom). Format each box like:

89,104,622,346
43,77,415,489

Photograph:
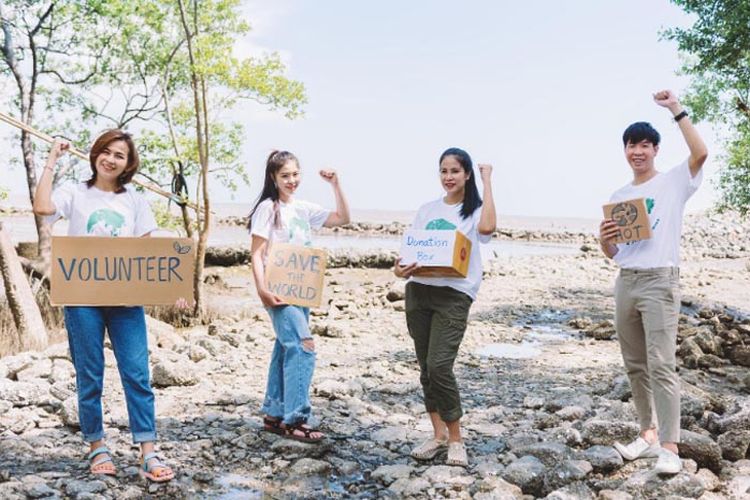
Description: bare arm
320,169,351,227
653,90,708,178
250,235,284,307
33,139,70,215
477,164,497,235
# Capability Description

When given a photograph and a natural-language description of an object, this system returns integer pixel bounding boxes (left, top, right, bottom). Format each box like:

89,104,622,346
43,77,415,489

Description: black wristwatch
673,110,688,122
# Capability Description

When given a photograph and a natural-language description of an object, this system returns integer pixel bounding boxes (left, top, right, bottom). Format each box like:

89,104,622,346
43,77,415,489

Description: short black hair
622,122,660,147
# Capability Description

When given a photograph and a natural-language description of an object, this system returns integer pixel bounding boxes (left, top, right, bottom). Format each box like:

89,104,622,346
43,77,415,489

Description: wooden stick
0,111,202,212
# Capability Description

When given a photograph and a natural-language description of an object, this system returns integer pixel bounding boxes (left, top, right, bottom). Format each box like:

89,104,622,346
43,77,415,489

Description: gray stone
314,379,350,399
25,482,57,498
581,420,639,446
151,352,198,387
474,476,524,499
291,458,329,476
679,429,722,472
422,465,474,486
49,360,75,384
555,406,585,421
3,352,37,378
596,490,633,500
584,320,616,340
694,468,720,491
388,477,430,496
708,404,750,434
542,460,589,494
15,359,52,381
371,426,407,444
64,479,108,496
729,346,750,366
371,464,413,485
544,481,595,499
501,455,546,497
607,375,631,401
0,379,49,407
513,442,573,467
717,429,750,461
523,396,545,409
386,281,405,302
581,445,623,473
60,397,79,428
622,469,704,498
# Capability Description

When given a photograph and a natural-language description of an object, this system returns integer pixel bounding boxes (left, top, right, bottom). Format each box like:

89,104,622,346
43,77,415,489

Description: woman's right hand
49,138,71,163
258,288,286,308
393,258,419,278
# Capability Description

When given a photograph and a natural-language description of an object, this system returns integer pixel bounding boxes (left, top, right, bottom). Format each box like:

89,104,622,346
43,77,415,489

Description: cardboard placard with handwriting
265,242,328,308
399,229,472,278
602,197,653,244
51,236,195,306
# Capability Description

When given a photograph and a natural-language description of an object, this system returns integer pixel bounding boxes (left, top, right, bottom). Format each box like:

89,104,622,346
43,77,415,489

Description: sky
1,0,722,219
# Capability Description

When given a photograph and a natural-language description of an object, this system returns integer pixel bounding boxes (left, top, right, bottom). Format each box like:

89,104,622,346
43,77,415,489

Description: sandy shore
0,211,749,498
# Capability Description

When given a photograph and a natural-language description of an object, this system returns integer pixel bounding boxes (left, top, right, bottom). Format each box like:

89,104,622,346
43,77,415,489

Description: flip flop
139,452,175,483
88,446,116,476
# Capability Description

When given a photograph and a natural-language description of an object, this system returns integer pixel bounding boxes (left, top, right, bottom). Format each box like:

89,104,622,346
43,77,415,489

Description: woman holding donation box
394,147,496,467
248,150,350,442
33,132,174,482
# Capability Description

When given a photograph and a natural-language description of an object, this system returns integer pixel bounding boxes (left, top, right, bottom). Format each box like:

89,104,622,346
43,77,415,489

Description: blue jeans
63,306,157,443
261,305,316,425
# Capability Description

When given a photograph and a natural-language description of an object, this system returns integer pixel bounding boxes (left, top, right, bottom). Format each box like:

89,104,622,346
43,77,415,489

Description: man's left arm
653,90,708,178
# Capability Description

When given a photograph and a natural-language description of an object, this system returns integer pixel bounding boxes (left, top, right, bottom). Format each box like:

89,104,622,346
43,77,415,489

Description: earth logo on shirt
288,217,312,246
87,209,125,236
425,218,456,230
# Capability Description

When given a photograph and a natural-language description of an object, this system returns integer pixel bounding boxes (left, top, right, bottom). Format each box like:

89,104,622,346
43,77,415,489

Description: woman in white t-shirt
394,147,496,467
248,150,350,442
33,132,174,482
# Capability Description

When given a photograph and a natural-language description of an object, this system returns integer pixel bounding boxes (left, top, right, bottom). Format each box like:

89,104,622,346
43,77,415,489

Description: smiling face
625,139,659,177
439,155,469,198
274,160,301,201
93,140,131,188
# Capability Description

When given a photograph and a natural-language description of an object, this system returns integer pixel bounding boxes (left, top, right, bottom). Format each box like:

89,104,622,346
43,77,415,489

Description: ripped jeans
260,305,316,425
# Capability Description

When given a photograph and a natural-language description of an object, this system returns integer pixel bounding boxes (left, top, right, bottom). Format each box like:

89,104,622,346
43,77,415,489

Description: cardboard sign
602,197,653,244
265,242,327,308
399,229,472,278
51,236,195,306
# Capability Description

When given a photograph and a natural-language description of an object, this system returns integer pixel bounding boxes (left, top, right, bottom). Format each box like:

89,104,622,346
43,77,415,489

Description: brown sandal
263,416,285,435
282,422,324,443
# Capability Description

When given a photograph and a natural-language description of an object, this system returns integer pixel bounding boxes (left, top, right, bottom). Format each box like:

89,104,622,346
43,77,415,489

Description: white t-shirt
47,182,157,237
610,160,702,269
409,198,492,300
250,198,330,252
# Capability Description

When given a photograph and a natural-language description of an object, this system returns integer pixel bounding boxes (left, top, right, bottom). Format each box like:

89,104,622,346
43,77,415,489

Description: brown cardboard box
399,229,472,278
265,242,327,308
51,236,195,306
602,197,653,244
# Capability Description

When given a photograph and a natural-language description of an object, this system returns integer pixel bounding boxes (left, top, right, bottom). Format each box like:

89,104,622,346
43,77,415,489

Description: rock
555,406,585,421
678,337,704,360
581,420,639,446
567,317,592,330
386,281,406,302
64,479,108,496
60,396,79,428
2,352,37,378
717,430,750,461
544,482,595,499
523,396,545,409
15,359,52,381
49,359,75,384
145,315,182,350
596,490,633,500
501,455,546,497
584,320,616,340
371,426,407,444
474,476,523,499
0,379,49,407
388,477,430,496
622,469,704,498
513,442,573,467
542,460,589,494
679,429,723,471
291,458,329,476
151,352,198,387
729,346,750,367
694,468,720,491
581,445,623,473
422,465,474,487
25,482,58,498
708,404,750,434
314,379,350,399
371,464,413,485
607,375,631,401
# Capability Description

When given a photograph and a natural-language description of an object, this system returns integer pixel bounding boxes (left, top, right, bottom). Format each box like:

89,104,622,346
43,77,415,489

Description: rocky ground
1,214,750,498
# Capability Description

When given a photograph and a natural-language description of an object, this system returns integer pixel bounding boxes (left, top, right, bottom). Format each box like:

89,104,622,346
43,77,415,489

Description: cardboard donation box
602,197,653,244
399,230,472,278
265,242,328,308
51,236,195,306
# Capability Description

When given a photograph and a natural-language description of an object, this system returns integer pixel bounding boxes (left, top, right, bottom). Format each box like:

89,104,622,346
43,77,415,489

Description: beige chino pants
614,267,681,444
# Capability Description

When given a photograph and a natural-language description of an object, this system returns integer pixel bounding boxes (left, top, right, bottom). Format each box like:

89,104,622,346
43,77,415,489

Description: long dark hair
440,147,482,220
247,150,299,230
86,129,139,194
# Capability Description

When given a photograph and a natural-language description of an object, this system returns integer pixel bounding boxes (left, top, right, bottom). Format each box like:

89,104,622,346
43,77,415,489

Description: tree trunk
0,222,48,352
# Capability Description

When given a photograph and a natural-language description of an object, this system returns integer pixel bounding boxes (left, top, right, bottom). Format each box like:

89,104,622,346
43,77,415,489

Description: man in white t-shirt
599,90,708,475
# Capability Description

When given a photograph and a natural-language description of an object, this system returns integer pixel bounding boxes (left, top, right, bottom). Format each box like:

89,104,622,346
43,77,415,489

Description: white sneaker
613,437,660,461
653,448,682,474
